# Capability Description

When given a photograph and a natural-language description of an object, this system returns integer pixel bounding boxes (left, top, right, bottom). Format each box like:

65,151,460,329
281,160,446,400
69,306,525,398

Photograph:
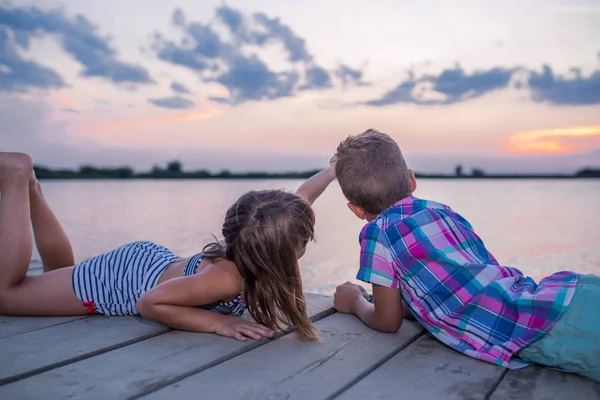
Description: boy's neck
365,194,416,221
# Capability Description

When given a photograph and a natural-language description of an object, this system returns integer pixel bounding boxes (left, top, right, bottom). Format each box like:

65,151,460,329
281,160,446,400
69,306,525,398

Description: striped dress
72,241,246,316
184,253,246,316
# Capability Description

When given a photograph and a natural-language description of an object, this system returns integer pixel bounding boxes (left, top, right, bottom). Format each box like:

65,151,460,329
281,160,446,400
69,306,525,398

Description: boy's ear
347,202,367,220
408,169,417,192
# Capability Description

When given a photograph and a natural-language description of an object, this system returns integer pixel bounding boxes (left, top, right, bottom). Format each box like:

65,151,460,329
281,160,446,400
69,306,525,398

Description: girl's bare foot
0,153,33,189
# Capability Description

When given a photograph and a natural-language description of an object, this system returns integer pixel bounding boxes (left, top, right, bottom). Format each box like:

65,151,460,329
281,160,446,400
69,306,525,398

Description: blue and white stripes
72,241,180,316
184,253,246,316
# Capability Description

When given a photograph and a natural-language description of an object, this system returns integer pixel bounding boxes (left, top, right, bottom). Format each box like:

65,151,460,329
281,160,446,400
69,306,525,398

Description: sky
1,0,599,173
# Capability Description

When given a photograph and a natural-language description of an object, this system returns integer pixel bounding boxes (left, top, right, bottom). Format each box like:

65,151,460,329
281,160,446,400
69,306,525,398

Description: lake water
27,179,600,295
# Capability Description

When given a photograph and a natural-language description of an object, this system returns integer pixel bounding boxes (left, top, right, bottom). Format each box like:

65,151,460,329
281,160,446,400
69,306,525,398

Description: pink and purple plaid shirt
356,196,579,368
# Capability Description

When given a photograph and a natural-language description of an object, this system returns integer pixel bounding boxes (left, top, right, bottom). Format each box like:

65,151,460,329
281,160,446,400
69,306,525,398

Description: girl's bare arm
295,160,336,205
137,265,273,341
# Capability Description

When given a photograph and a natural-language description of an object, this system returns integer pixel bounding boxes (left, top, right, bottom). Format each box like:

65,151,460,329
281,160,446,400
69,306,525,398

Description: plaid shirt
356,196,579,368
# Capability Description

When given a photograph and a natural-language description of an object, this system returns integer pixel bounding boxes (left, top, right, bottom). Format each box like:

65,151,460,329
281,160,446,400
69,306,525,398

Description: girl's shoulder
200,258,243,287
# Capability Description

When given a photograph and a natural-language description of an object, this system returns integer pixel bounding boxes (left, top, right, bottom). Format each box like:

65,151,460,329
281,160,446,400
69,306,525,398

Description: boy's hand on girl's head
334,282,364,314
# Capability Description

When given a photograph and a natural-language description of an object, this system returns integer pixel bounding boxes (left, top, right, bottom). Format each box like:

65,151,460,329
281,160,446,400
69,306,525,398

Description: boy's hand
334,282,364,314
356,284,370,300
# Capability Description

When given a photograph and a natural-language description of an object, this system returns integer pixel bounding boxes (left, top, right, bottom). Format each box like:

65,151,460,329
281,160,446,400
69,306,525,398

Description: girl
0,152,336,342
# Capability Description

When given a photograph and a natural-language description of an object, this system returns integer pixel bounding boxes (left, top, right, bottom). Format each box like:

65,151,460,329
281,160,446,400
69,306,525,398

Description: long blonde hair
203,190,318,341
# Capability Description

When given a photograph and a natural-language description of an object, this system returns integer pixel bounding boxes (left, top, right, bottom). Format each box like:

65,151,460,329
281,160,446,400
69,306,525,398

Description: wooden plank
489,364,600,400
337,334,506,400
140,316,424,400
0,293,335,399
240,293,335,322
0,315,87,339
0,316,167,385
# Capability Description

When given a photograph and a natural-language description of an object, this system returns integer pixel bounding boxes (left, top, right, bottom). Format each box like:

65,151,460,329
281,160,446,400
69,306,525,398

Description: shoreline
36,175,600,180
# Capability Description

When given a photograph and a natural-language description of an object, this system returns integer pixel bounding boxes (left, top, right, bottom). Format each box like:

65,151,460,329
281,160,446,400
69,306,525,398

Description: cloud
0,28,65,92
154,7,348,105
215,54,299,104
300,66,332,90
365,66,514,106
171,81,191,94
171,9,186,27
215,6,248,42
153,9,232,71
365,80,418,106
216,6,312,63
335,64,368,87
0,5,152,86
506,125,600,154
528,65,600,105
187,21,229,59
252,12,312,63
154,39,209,71
148,96,195,109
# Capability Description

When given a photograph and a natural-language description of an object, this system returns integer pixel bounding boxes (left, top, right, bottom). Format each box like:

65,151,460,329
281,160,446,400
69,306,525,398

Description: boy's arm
335,283,403,332
335,221,413,331
360,287,413,320
295,157,336,205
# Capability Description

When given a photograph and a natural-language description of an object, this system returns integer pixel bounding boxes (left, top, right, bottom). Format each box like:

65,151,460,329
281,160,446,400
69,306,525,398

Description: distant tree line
429,165,600,179
32,161,600,180
33,161,322,180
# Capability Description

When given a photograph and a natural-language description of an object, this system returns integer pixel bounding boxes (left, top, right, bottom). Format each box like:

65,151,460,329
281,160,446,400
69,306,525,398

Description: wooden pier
1,293,598,399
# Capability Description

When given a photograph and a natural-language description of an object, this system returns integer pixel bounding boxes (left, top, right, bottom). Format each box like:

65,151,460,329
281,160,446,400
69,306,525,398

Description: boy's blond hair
335,129,412,215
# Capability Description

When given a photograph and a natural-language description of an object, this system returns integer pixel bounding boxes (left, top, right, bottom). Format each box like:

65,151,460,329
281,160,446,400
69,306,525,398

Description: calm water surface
29,179,600,295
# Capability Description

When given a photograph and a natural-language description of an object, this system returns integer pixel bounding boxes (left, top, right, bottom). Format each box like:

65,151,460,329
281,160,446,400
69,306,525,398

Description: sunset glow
89,103,227,134
506,126,600,155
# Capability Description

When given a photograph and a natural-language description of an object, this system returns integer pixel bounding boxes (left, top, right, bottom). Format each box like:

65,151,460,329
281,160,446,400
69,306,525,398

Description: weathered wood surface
489,364,600,400
0,316,168,384
0,293,596,400
0,315,87,339
143,316,423,400
0,293,333,400
337,334,505,400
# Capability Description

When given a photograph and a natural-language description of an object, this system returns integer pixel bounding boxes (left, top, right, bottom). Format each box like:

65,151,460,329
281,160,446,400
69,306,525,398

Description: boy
332,129,599,381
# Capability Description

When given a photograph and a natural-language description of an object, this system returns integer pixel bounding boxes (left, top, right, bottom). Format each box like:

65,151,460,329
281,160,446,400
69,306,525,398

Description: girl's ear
347,202,368,220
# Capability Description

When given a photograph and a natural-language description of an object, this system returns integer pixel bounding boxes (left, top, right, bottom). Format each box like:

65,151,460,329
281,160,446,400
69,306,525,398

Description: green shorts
518,274,600,382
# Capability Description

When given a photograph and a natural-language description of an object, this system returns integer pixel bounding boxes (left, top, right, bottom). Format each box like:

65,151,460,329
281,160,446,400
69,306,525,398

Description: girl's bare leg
29,172,75,272
0,153,33,289
0,153,87,316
